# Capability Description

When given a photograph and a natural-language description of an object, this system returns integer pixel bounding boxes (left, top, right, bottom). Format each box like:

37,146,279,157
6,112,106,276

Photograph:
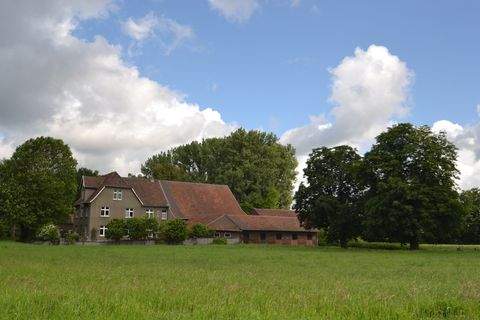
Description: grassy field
1,242,480,319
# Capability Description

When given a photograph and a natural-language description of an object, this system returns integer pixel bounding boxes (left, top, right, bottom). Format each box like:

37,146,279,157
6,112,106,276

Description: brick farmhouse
74,172,317,245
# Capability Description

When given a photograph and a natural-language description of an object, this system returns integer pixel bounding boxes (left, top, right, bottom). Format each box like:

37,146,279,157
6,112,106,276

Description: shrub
143,217,159,239
212,237,227,245
105,219,125,241
0,219,10,240
37,224,60,244
159,219,188,244
124,218,148,240
66,230,79,245
189,223,214,238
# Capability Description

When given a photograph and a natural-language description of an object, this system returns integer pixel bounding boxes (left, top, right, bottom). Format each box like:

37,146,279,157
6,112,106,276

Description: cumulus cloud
208,0,260,23
281,45,413,186
0,0,235,174
122,12,194,55
282,45,413,155
432,118,480,189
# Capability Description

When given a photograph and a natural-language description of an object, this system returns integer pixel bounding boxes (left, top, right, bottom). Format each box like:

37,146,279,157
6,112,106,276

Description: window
113,189,123,200
243,231,249,241
292,233,298,240
146,208,154,218
100,206,110,217
125,208,134,218
161,208,167,220
307,233,312,240
260,232,266,241
99,225,107,237
224,233,231,238
214,232,220,238
276,233,282,240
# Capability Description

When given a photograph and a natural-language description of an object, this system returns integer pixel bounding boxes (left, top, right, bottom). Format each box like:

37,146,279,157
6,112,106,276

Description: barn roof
251,208,297,217
159,180,246,224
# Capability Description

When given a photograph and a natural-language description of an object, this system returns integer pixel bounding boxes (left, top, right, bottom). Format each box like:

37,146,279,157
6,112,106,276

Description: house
74,172,318,245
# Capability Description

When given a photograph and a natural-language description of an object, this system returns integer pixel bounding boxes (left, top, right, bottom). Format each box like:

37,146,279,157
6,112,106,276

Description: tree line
1,124,479,248
294,123,479,249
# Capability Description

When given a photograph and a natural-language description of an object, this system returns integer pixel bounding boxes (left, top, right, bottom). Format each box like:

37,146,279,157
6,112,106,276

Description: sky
0,0,479,188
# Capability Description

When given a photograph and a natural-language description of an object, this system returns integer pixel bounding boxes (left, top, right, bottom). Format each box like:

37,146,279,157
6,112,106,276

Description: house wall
86,187,169,241
241,231,317,246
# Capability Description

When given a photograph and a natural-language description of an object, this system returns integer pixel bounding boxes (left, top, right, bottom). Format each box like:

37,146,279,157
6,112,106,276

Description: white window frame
100,206,110,217
99,225,107,237
113,189,123,200
146,208,154,218
161,208,167,220
224,232,231,238
125,208,134,218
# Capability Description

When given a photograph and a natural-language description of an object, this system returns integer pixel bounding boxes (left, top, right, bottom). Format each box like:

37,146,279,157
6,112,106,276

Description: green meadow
1,242,480,320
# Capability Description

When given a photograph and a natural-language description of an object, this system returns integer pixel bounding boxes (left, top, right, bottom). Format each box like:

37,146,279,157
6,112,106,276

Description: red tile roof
225,214,316,232
160,180,246,224
252,208,297,217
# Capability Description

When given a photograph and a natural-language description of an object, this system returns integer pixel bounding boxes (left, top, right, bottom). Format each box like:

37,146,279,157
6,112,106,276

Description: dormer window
113,189,123,200
100,206,110,217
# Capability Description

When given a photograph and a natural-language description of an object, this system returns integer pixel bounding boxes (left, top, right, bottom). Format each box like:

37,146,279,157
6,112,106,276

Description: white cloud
432,118,480,189
122,12,158,41
291,0,301,7
208,0,260,23
0,0,235,174
281,45,413,185
122,12,194,55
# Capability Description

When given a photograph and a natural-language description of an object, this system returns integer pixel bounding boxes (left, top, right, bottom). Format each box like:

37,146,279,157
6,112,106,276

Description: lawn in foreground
0,242,479,320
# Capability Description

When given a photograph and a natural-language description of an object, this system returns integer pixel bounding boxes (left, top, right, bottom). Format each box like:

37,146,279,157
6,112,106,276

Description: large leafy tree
362,123,463,250
142,129,297,212
2,137,77,240
459,188,480,244
294,146,364,248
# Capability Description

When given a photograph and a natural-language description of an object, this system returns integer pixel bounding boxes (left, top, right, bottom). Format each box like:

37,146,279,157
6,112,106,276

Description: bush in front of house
124,218,148,240
65,230,80,244
212,237,227,245
105,219,125,241
189,223,214,238
159,219,188,244
37,224,60,244
142,217,159,239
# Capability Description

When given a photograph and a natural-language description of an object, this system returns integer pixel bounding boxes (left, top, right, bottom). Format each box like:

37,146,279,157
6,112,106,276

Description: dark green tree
1,137,77,240
294,146,364,248
362,123,463,250
142,129,297,212
459,188,480,244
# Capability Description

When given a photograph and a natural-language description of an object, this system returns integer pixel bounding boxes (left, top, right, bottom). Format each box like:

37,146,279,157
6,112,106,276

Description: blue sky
1,0,480,188
75,0,480,134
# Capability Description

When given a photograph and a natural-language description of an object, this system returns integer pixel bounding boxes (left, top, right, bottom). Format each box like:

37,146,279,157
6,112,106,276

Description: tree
362,123,463,250
76,167,99,197
294,146,364,248
1,137,77,241
459,188,480,244
142,129,298,212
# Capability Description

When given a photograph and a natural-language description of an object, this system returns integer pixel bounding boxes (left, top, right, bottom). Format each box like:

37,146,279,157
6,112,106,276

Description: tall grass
0,242,479,319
